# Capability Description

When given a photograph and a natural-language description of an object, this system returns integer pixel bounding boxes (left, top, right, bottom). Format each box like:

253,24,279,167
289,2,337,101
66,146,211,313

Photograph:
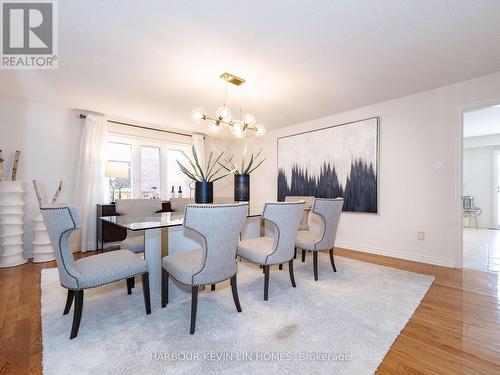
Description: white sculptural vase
32,213,55,263
0,181,27,268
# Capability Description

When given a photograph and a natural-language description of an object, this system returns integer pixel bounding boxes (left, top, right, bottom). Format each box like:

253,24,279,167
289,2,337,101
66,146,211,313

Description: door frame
492,149,500,229
458,99,500,269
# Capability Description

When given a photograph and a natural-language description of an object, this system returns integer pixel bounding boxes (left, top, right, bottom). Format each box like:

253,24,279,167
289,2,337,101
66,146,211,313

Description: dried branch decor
33,180,44,207
0,150,4,182
219,146,265,175
177,145,236,182
0,150,22,182
11,150,20,181
51,180,63,204
33,180,64,208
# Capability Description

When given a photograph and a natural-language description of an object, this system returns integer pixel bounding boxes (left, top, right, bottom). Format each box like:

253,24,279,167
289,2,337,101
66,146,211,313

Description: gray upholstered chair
169,197,195,212
41,204,151,339
296,198,344,280
285,196,315,259
161,203,248,334
237,201,305,300
285,196,315,231
116,199,162,253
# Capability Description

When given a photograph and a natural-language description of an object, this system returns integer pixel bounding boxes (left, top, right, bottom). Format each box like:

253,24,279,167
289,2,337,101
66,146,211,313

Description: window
106,142,132,199
140,146,160,192
166,148,192,199
105,131,192,201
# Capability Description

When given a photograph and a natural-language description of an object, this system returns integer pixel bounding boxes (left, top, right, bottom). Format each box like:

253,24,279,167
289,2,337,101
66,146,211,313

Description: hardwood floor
1,248,499,374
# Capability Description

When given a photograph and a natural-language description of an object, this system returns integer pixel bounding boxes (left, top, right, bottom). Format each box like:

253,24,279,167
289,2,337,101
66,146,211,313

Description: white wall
0,96,83,258
463,142,500,229
235,72,500,268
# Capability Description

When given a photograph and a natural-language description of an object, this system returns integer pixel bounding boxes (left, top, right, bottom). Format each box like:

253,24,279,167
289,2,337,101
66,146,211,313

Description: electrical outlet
417,231,425,240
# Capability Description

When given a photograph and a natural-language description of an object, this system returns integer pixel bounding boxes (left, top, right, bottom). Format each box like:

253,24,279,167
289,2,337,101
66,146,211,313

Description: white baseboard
335,241,455,268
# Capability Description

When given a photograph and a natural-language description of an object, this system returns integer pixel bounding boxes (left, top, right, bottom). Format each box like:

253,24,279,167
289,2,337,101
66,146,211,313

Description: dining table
100,206,263,304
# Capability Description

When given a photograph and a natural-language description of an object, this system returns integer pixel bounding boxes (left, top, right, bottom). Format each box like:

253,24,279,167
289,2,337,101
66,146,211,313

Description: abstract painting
277,117,379,213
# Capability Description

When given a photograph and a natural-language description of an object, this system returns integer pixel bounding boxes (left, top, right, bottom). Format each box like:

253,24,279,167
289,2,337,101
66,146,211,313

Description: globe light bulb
231,120,247,139
255,124,266,137
191,108,206,124
208,121,220,133
242,113,256,126
216,105,232,121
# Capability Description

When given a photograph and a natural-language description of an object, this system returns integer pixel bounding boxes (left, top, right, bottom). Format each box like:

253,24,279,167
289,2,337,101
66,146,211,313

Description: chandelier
191,72,266,139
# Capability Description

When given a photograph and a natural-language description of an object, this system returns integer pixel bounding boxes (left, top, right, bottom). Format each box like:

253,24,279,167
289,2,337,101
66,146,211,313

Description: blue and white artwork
277,117,378,213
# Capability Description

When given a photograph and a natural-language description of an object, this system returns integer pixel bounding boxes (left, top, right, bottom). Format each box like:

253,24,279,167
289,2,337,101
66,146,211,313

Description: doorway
462,105,500,272
493,150,500,229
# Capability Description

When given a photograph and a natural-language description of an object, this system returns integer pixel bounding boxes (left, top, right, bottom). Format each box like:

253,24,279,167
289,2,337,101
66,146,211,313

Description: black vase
234,174,250,202
195,181,213,203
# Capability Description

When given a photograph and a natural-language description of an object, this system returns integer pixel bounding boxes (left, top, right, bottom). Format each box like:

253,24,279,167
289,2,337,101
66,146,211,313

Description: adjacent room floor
463,228,500,272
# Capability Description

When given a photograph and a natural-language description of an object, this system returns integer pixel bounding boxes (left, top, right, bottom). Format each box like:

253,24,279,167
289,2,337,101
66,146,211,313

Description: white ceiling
2,0,500,134
464,105,500,138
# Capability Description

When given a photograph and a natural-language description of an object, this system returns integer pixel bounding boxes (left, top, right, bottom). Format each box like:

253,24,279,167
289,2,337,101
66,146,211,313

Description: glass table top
101,208,263,231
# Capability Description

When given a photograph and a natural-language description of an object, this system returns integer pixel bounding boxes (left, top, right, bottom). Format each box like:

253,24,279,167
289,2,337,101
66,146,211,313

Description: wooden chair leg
329,249,337,272
211,284,216,291
141,273,151,315
63,289,74,315
70,290,84,339
126,277,134,295
302,249,306,262
313,252,318,281
294,247,297,259
289,259,296,287
161,269,169,308
190,286,199,334
230,274,242,312
279,264,283,270
264,265,270,301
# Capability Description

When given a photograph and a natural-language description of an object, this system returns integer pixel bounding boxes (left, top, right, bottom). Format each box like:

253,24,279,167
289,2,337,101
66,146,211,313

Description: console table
96,201,172,251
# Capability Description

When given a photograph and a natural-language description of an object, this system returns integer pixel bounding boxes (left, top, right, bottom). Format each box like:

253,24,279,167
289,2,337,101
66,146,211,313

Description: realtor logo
1,0,58,69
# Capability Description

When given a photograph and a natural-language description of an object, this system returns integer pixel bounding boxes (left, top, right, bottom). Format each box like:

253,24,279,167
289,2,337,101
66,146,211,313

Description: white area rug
41,255,433,374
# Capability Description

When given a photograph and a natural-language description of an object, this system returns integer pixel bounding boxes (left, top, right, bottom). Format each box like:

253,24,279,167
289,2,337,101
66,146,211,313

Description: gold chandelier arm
202,115,258,132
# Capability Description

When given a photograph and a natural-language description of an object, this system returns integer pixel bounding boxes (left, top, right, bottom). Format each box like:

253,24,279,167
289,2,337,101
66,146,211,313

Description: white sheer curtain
75,115,108,251
192,133,205,169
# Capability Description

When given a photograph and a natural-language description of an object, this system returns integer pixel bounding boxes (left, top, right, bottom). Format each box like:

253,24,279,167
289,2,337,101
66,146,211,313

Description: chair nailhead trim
64,270,148,291
41,206,80,289
182,204,248,285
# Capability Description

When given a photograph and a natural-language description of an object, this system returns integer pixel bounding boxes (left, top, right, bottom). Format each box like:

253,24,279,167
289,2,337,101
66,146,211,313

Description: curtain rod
79,114,192,138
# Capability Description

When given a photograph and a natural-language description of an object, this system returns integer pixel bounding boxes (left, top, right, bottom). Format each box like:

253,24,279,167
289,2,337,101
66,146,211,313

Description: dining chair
295,198,344,280
285,196,315,259
237,201,305,301
41,204,151,339
161,203,248,334
284,196,315,231
116,199,162,254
